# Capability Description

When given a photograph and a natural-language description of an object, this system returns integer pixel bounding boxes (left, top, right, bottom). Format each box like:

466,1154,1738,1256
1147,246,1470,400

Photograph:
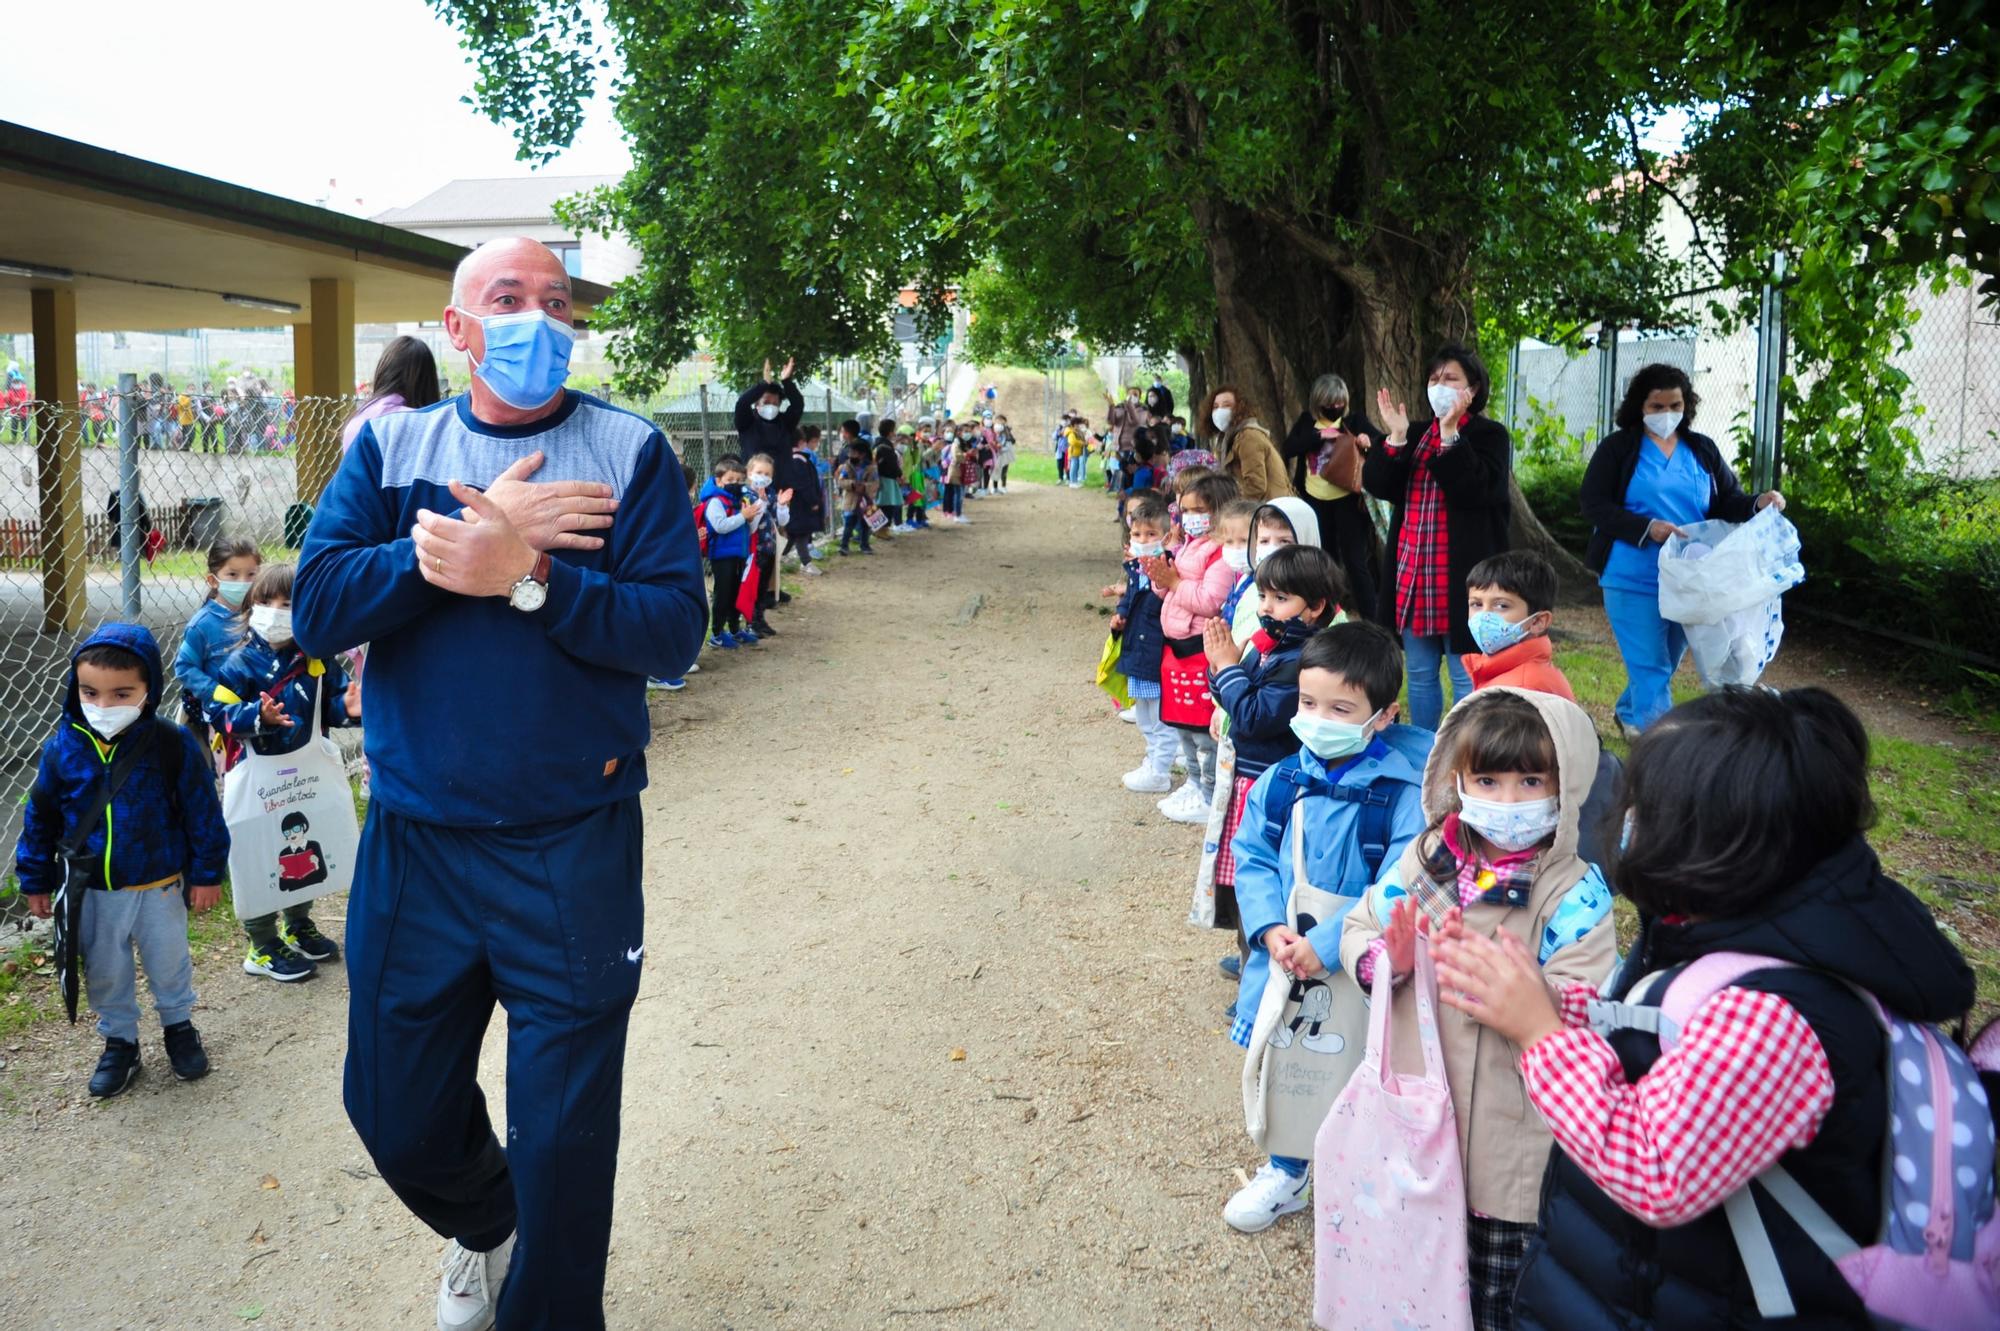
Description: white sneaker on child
1161,783,1212,825
1122,765,1173,793
437,1232,514,1331
1157,782,1200,817
1118,707,1138,724
1224,1162,1311,1233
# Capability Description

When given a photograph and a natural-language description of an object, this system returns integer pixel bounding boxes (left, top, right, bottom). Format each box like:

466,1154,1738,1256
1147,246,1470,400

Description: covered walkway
0,120,607,631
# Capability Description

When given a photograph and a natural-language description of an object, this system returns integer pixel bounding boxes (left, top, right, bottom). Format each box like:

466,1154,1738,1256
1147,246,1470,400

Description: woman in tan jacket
1336,688,1616,1329
1200,385,1295,503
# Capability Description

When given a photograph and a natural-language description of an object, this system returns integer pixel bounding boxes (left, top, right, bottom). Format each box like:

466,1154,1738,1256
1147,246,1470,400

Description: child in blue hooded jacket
1202,545,1347,978
208,562,358,982
1221,620,1429,1234
173,534,262,764
17,623,229,1097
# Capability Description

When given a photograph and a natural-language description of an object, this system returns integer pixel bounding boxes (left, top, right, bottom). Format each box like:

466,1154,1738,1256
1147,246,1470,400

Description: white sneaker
1118,707,1139,724
1224,1162,1311,1233
1161,783,1212,825
802,565,824,577
1122,765,1173,793
437,1232,514,1331
685,662,701,675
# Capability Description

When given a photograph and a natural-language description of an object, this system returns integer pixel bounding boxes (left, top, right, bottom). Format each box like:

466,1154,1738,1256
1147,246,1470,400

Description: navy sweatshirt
1114,559,1165,683
294,392,708,827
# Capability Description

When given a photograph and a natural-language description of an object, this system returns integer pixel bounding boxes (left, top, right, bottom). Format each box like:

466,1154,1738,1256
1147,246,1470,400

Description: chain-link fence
1505,270,2000,482
1,385,360,884
1506,267,2000,660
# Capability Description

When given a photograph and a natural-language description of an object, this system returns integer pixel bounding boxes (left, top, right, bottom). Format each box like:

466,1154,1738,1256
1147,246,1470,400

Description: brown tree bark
1191,197,1360,440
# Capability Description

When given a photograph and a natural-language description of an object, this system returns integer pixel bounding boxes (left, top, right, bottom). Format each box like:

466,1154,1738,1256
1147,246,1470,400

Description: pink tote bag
1312,936,1473,1331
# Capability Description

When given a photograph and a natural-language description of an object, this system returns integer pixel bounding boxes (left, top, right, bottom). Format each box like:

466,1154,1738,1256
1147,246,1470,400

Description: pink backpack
1613,952,2000,1329
1312,936,1472,1331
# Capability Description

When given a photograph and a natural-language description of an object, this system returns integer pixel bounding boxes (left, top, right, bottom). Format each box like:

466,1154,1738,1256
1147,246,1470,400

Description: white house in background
372,175,641,285
364,175,641,381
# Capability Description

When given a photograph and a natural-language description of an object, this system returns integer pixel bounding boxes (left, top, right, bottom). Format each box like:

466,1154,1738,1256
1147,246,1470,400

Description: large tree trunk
1193,198,1360,438
1347,246,1594,592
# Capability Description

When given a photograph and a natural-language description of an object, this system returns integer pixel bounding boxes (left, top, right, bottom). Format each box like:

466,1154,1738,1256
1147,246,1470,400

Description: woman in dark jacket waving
1580,362,1785,735
1361,343,1512,731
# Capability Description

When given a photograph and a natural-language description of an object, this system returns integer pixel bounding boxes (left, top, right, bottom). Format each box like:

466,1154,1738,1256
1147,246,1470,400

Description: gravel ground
0,479,1314,1330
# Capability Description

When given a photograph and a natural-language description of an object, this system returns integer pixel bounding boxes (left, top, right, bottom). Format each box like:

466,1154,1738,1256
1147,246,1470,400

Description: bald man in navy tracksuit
295,239,706,1331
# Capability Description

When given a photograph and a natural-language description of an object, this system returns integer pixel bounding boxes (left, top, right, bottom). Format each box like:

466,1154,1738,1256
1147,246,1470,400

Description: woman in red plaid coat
1361,343,1512,731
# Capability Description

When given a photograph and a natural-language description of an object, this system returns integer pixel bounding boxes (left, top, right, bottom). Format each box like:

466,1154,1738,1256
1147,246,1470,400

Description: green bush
1513,395,1594,559
1519,455,1593,558
1786,475,2000,663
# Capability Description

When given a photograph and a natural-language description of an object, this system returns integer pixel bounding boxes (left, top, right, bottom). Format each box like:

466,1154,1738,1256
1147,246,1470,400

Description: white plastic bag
1656,506,1805,688
224,692,360,921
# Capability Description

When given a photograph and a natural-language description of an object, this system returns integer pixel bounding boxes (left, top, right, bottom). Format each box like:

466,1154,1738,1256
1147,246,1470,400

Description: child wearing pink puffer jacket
1138,468,1242,823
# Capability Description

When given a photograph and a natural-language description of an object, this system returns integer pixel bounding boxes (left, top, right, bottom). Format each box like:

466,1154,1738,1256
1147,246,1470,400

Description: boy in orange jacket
1461,551,1576,701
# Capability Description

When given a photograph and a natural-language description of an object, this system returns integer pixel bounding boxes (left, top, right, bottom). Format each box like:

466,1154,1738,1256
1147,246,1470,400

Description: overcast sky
2,0,631,214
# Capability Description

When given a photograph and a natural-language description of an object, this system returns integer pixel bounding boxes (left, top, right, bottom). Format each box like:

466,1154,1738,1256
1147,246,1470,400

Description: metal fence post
697,382,711,469
1507,341,1522,434
116,372,142,618
825,386,834,437
1595,320,1621,442
1752,253,1788,493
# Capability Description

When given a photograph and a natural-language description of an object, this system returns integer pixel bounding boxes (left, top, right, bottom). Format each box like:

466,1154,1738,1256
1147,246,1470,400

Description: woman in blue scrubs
1579,363,1785,734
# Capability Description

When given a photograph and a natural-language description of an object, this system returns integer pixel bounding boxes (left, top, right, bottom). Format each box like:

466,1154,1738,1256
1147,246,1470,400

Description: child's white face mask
250,605,293,646
81,699,145,739
1455,776,1559,852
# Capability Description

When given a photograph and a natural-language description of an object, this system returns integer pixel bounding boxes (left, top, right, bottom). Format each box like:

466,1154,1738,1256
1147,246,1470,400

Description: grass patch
1008,453,1063,486
0,927,63,1037
123,544,298,581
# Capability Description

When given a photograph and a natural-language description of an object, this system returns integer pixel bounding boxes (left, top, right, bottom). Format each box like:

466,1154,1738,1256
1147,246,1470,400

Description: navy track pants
343,797,644,1331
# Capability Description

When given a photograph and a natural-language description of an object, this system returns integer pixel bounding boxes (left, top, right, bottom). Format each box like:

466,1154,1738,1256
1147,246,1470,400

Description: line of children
1088,431,1995,1329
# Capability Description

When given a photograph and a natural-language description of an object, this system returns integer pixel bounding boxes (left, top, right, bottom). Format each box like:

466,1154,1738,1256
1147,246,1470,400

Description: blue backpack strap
1260,753,1397,879
1260,754,1307,847
1327,783,1396,880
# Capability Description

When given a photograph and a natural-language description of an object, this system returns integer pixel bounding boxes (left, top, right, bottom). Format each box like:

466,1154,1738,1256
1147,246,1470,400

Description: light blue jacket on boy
1229,733,1428,1037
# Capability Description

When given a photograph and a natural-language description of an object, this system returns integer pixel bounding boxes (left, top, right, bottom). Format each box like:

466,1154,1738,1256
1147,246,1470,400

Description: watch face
511,578,547,612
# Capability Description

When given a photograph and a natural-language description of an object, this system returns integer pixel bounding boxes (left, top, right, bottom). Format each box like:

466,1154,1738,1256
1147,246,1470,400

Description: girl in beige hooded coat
1337,687,1616,1330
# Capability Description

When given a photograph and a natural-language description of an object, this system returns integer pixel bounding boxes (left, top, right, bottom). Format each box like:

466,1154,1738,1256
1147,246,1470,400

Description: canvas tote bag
1241,810,1371,1158
1312,935,1473,1331
225,671,360,921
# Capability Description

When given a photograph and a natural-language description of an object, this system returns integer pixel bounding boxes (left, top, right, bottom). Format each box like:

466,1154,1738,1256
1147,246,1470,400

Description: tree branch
1620,111,1726,279
1252,208,1362,281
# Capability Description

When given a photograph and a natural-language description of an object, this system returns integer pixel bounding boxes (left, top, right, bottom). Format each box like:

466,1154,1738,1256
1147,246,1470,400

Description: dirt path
0,480,1311,1331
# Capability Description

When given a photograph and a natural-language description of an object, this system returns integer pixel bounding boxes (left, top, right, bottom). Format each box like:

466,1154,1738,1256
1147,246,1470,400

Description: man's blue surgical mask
462,308,576,410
